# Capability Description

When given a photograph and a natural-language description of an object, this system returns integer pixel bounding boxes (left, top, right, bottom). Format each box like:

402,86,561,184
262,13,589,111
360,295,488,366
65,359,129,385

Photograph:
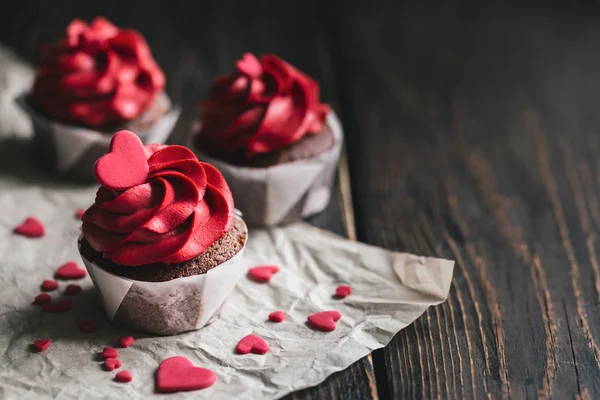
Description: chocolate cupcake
18,17,180,181
78,130,247,335
190,53,343,226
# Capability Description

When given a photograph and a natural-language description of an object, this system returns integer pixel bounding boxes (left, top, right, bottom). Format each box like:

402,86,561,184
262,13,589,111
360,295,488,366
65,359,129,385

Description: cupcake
78,130,247,335
190,53,343,226
18,17,180,181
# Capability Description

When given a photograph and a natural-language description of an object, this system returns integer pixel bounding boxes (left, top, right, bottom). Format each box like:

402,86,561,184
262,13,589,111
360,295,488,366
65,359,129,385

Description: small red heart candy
118,336,134,348
41,279,58,292
115,370,132,383
14,217,45,238
248,265,280,282
33,293,51,305
78,321,96,333
41,299,72,313
157,356,216,393
308,311,342,332
75,208,86,219
64,284,82,295
335,285,352,298
33,339,51,351
55,261,87,280
104,358,122,371
94,130,149,190
268,311,285,323
103,347,119,359
236,334,269,355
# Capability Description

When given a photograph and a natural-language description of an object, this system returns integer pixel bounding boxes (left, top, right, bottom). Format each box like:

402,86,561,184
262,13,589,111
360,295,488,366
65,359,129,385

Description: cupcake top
82,130,235,266
197,53,330,158
31,17,165,129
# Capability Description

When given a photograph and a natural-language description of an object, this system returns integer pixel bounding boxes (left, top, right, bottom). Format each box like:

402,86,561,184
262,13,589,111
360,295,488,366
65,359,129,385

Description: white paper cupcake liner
17,92,180,182
78,215,248,336
189,111,343,226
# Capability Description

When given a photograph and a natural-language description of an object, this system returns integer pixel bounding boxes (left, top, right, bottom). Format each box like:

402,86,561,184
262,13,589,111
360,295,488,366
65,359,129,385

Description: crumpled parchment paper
0,44,455,399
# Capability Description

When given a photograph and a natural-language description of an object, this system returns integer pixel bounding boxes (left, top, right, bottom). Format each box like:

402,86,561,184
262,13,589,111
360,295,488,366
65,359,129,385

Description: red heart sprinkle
157,356,216,393
75,208,86,219
268,311,285,323
41,280,58,292
64,284,82,295
335,285,352,298
41,300,72,313
33,339,51,351
115,370,132,383
308,311,342,332
235,334,269,355
14,217,45,238
55,261,87,280
104,358,122,371
33,293,51,305
103,347,119,359
118,336,134,348
248,265,280,282
94,130,149,190
78,321,96,333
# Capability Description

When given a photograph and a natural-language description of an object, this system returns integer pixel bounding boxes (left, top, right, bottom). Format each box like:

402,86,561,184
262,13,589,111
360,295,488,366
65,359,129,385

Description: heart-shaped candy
41,279,58,292
14,216,45,238
94,130,149,190
64,284,82,296
33,339,51,351
248,265,280,282
118,336,134,348
55,262,87,280
41,300,72,313
78,321,96,333
104,358,122,371
115,370,132,383
157,356,216,393
308,311,342,332
268,310,285,323
335,285,352,298
236,334,269,355
102,347,119,359
33,293,51,305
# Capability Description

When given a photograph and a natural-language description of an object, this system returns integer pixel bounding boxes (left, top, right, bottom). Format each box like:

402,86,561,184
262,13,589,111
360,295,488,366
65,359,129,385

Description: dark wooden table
4,1,600,398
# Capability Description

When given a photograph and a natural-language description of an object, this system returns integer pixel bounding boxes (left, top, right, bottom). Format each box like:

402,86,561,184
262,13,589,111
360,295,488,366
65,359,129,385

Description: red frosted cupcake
78,130,247,335
19,17,180,181
190,53,343,226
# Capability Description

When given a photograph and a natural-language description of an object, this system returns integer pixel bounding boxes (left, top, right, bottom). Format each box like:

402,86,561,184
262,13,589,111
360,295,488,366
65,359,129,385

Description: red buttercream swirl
82,142,235,266
31,17,165,128
198,53,330,157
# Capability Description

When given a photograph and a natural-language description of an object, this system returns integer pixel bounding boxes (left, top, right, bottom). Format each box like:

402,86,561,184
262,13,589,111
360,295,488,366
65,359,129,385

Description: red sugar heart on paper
268,311,285,323
55,261,87,280
236,334,269,355
33,293,51,305
157,356,216,393
248,265,280,282
104,358,122,371
78,321,96,333
118,336,134,348
103,347,119,359
14,217,45,238
308,311,342,332
75,208,86,219
41,300,72,313
94,130,149,190
64,284,82,296
40,280,58,292
115,370,132,383
335,285,352,298
33,339,51,351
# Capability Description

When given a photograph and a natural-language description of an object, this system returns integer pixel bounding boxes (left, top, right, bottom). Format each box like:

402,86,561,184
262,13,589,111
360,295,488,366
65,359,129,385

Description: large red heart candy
236,334,269,355
55,261,87,280
308,310,342,332
14,216,45,238
94,130,149,190
248,265,280,282
33,339,51,351
104,358,122,371
157,356,216,393
102,347,119,359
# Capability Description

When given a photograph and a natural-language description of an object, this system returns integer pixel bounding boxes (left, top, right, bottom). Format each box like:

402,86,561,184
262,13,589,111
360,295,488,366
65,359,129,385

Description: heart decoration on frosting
308,310,342,332
157,356,216,393
94,130,149,190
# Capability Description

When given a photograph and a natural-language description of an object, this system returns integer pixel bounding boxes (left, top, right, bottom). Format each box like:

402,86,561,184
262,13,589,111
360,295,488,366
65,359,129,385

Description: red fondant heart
33,339,51,351
335,285,352,299
103,347,119,359
64,284,82,296
94,130,149,190
55,261,87,280
308,311,342,332
78,321,96,333
33,293,51,305
236,334,269,355
41,279,58,292
14,217,45,238
118,336,134,348
248,265,280,282
41,299,72,313
75,208,86,219
104,358,122,371
268,310,285,323
115,370,132,383
157,356,217,393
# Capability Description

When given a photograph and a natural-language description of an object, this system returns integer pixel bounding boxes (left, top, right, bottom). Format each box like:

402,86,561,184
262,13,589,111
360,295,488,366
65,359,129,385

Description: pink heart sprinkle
115,370,132,383
157,356,216,393
55,261,87,280
41,279,58,292
14,216,45,238
75,208,86,219
41,300,72,313
118,336,134,348
235,334,269,355
64,284,82,296
307,311,342,332
94,130,149,190
33,339,51,351
247,265,280,282
335,285,352,298
103,347,119,359
33,293,51,305
78,321,96,333
104,358,122,371
268,311,285,323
